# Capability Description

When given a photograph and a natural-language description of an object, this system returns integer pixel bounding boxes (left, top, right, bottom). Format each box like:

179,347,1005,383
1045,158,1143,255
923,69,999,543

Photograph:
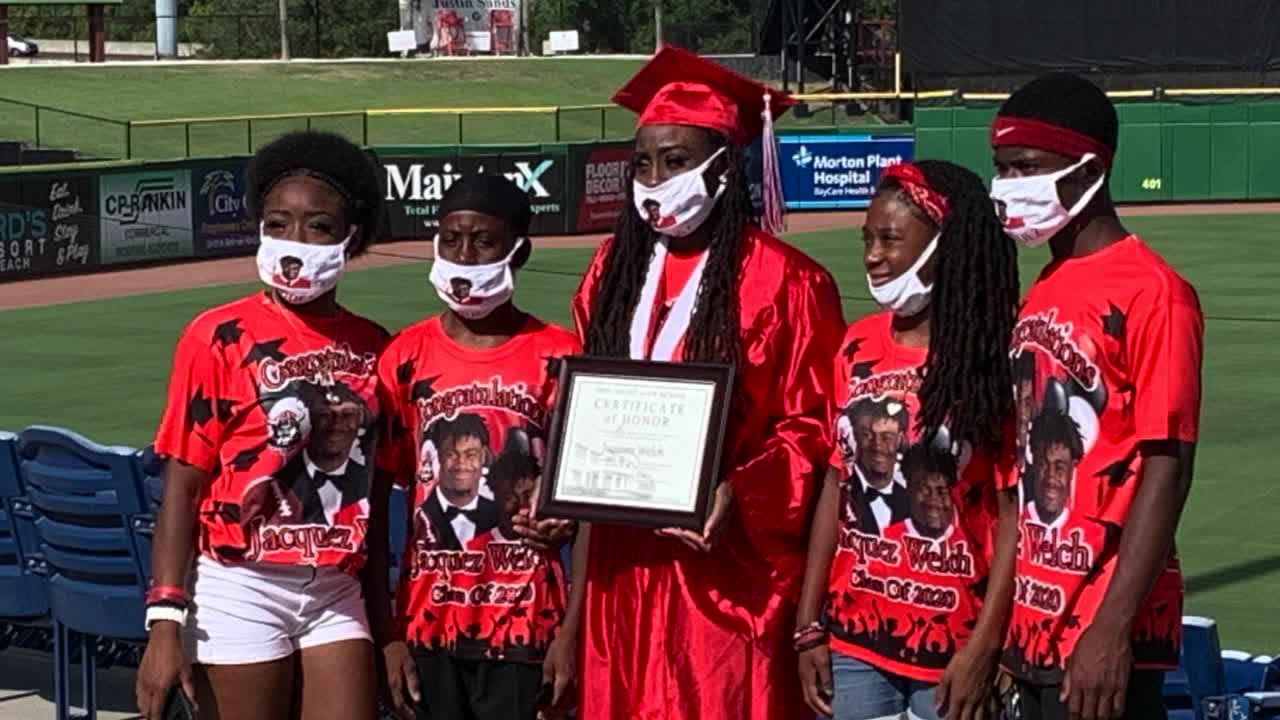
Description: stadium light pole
278,0,291,60
520,0,529,55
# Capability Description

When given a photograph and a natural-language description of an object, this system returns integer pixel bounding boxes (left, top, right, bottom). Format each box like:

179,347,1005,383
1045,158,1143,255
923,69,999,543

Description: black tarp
901,0,1280,83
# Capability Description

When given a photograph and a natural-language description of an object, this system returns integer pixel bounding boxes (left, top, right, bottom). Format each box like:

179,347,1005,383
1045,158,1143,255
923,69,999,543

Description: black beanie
439,174,533,238
996,73,1118,158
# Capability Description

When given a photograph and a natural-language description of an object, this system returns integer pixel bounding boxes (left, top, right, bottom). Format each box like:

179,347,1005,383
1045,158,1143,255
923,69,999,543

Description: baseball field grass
1,212,1278,651
0,59,882,162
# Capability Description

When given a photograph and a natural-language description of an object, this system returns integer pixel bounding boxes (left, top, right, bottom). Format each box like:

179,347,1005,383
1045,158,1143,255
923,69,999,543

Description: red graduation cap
613,45,796,146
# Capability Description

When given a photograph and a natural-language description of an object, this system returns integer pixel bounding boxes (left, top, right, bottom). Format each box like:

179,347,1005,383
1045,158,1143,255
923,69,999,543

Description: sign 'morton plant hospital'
777,134,915,209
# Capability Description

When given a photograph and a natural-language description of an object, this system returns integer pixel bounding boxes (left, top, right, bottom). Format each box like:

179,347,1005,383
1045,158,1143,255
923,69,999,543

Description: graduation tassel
760,92,786,236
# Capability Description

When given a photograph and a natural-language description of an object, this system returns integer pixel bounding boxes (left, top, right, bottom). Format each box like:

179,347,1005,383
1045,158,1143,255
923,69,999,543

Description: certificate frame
536,356,734,530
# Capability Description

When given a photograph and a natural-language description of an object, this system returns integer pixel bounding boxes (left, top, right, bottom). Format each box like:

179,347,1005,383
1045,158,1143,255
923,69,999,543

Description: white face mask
429,235,525,320
990,154,1105,248
632,147,727,238
256,224,351,305
867,233,938,317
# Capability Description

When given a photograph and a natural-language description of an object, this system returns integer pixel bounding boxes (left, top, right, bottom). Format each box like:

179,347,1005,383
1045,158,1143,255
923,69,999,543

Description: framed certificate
536,356,734,530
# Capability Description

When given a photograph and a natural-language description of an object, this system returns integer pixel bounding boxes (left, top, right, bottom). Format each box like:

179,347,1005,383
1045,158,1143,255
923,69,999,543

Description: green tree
528,0,630,53
628,0,753,53
10,0,158,43
184,0,394,58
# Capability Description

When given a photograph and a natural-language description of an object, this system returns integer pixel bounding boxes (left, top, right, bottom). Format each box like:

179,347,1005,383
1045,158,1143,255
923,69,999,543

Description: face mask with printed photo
632,147,728,238
428,235,525,320
256,224,352,304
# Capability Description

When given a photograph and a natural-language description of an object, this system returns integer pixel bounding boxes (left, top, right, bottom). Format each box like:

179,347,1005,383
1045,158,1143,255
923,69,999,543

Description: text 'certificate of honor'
555,374,715,513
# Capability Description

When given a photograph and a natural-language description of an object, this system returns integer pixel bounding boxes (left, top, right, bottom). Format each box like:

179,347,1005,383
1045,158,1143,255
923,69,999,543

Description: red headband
881,162,950,225
990,116,1115,169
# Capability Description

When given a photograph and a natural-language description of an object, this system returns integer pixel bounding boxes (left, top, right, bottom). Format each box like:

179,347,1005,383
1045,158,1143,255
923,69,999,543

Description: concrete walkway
0,648,140,720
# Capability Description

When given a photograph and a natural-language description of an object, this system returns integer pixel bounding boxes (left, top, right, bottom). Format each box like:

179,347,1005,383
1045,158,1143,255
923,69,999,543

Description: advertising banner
778,134,915,209
572,142,630,233
0,175,97,282
193,160,256,257
380,149,567,239
99,168,194,265
429,0,521,54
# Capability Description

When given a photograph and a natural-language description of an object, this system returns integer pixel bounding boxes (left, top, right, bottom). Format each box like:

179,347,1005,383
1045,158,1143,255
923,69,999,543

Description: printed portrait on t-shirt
898,442,959,541
837,396,911,536
377,319,579,662
824,319,1004,679
1002,276,1198,682
1010,342,1106,512
413,412,498,552
473,448,541,547
243,378,375,530
1024,408,1085,527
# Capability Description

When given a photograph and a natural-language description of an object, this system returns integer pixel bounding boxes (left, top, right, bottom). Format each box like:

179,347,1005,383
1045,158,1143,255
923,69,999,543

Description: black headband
438,174,532,237
264,168,365,212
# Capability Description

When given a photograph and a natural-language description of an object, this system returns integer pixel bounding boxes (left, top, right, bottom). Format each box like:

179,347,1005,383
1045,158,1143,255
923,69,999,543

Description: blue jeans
831,651,940,720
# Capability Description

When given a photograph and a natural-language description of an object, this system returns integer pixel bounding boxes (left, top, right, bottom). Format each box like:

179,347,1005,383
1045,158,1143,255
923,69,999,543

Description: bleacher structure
755,0,894,96
0,141,80,167
2,424,1279,719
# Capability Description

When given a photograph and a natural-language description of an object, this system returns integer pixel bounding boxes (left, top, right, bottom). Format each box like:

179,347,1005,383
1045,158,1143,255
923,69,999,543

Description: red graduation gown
571,227,846,719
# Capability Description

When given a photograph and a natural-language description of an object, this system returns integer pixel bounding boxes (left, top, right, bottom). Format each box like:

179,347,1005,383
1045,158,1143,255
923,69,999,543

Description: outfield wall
2,98,1280,283
916,100,1280,203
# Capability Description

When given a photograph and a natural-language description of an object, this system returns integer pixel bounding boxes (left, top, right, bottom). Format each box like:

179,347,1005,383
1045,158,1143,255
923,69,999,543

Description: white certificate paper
551,373,716,513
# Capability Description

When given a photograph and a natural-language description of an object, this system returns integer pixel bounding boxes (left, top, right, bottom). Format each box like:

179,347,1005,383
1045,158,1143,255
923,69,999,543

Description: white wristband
145,604,188,631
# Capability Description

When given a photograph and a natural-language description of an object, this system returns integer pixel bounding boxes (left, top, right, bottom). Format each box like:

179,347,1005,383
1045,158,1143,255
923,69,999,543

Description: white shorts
183,556,372,666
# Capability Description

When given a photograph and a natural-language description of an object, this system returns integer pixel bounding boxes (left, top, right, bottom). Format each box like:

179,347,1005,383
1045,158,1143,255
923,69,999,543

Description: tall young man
990,73,1205,720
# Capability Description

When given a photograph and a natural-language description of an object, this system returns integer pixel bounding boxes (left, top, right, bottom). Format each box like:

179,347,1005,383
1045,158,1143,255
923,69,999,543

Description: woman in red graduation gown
569,47,847,719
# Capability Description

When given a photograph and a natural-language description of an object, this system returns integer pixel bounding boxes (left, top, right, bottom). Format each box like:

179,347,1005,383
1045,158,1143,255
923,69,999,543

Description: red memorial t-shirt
378,315,581,662
1002,235,1203,684
824,312,1004,683
154,293,388,573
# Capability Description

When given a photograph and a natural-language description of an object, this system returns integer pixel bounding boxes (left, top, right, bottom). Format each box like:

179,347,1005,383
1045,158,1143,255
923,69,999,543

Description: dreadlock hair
877,160,1020,454
584,129,754,369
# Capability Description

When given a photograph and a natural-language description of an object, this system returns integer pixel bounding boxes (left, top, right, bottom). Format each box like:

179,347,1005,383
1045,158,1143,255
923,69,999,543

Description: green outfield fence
86,104,635,161
913,94,1280,203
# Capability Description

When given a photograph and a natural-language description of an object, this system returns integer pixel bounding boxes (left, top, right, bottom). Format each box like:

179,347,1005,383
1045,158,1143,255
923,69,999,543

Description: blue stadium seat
1182,615,1227,714
1226,650,1271,694
1255,656,1280,692
1244,692,1280,719
18,425,154,720
0,430,49,627
138,444,165,514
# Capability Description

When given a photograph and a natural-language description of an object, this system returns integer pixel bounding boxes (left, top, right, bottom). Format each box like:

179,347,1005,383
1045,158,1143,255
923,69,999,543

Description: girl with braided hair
795,159,1021,720
568,47,846,719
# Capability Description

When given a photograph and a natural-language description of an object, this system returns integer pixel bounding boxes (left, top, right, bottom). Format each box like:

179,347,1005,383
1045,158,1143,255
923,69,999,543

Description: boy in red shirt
375,174,579,720
990,73,1205,720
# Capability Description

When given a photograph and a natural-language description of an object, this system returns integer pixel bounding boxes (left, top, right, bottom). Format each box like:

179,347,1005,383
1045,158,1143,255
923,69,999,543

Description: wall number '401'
1141,177,1163,190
